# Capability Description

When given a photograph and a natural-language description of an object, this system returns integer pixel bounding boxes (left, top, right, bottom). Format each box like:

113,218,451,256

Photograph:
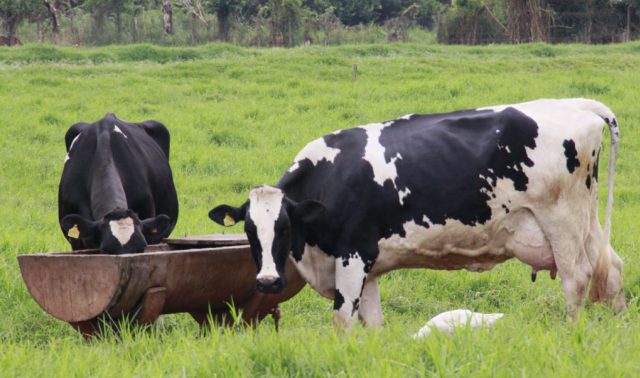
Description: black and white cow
210,99,624,328
59,113,178,254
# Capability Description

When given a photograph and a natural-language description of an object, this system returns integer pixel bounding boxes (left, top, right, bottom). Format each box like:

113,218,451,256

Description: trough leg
68,319,101,338
268,306,281,332
240,293,282,331
136,287,167,325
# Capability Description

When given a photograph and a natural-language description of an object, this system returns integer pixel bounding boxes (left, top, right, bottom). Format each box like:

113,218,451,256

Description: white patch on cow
288,138,341,173
360,121,398,186
375,213,510,274
360,121,410,204
295,244,336,299
248,186,284,279
113,124,127,138
412,309,504,338
399,114,414,120
109,217,135,246
398,188,411,205
64,133,81,164
335,253,367,321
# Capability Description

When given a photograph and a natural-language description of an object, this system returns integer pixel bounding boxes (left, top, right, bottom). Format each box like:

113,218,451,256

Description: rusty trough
18,234,305,337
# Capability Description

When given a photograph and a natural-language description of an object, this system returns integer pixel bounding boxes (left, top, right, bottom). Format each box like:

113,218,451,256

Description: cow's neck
90,132,128,220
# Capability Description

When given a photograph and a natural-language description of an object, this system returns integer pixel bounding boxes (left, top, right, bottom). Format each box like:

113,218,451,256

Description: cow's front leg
333,253,369,330
358,276,383,328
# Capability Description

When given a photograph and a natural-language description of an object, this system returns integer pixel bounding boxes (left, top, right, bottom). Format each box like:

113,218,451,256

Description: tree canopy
0,0,638,46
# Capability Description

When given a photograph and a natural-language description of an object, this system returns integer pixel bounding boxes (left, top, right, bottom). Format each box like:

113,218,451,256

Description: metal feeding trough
17,234,305,337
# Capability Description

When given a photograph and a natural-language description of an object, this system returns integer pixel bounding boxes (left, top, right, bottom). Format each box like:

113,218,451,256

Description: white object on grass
412,309,504,338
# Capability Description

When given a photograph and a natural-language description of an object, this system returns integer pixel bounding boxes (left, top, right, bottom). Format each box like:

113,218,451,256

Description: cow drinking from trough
59,114,178,254
210,99,624,328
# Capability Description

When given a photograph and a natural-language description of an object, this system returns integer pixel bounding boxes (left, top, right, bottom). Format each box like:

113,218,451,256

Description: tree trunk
625,5,632,42
44,0,61,34
93,8,107,45
217,13,229,41
132,15,138,43
584,4,592,44
163,0,173,34
191,13,198,45
506,0,549,44
115,13,123,43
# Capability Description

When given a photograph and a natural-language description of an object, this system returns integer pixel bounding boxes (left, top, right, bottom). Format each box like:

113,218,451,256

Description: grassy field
1,42,639,376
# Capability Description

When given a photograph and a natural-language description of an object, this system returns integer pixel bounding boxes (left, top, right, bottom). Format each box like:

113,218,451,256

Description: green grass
1,42,640,376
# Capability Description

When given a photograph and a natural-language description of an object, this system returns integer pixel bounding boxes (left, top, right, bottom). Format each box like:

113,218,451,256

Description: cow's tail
573,99,619,302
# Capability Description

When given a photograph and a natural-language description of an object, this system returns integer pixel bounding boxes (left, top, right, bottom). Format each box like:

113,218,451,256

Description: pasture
1,42,639,376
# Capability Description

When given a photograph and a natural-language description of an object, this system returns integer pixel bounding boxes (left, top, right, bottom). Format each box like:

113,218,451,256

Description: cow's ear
139,120,170,159
292,199,326,224
209,203,247,227
64,122,90,152
61,214,98,240
141,214,171,243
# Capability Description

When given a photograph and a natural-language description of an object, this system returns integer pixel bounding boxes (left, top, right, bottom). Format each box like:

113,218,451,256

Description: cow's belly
374,208,555,275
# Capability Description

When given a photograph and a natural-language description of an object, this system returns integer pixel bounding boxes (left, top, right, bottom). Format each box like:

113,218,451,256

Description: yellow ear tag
223,213,236,226
68,224,80,239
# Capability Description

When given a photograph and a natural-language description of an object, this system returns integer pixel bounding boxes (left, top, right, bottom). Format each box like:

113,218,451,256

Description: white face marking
64,133,81,164
249,186,284,280
289,138,341,173
113,124,127,138
109,217,135,246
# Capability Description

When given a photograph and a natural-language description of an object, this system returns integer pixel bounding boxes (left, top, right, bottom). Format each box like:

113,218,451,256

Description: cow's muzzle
256,275,284,294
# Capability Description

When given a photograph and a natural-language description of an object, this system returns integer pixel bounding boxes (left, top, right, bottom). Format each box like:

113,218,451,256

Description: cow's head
61,209,171,254
209,186,324,294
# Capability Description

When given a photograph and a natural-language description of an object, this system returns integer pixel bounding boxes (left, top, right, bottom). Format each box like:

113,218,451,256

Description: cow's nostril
257,276,282,293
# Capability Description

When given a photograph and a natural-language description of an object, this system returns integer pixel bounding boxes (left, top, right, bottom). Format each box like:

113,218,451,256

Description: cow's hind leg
547,231,592,321
333,252,371,330
358,276,384,328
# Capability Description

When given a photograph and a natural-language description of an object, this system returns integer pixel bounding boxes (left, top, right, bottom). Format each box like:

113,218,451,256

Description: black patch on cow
585,176,591,190
333,289,345,310
591,149,596,157
279,107,539,270
352,298,360,313
593,149,600,182
342,256,349,267
502,204,510,214
563,139,580,173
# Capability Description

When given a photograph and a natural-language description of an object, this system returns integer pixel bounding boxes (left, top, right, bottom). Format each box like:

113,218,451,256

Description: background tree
264,0,302,46
162,0,173,34
207,0,245,41
0,0,40,39
505,0,550,43
327,0,380,25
